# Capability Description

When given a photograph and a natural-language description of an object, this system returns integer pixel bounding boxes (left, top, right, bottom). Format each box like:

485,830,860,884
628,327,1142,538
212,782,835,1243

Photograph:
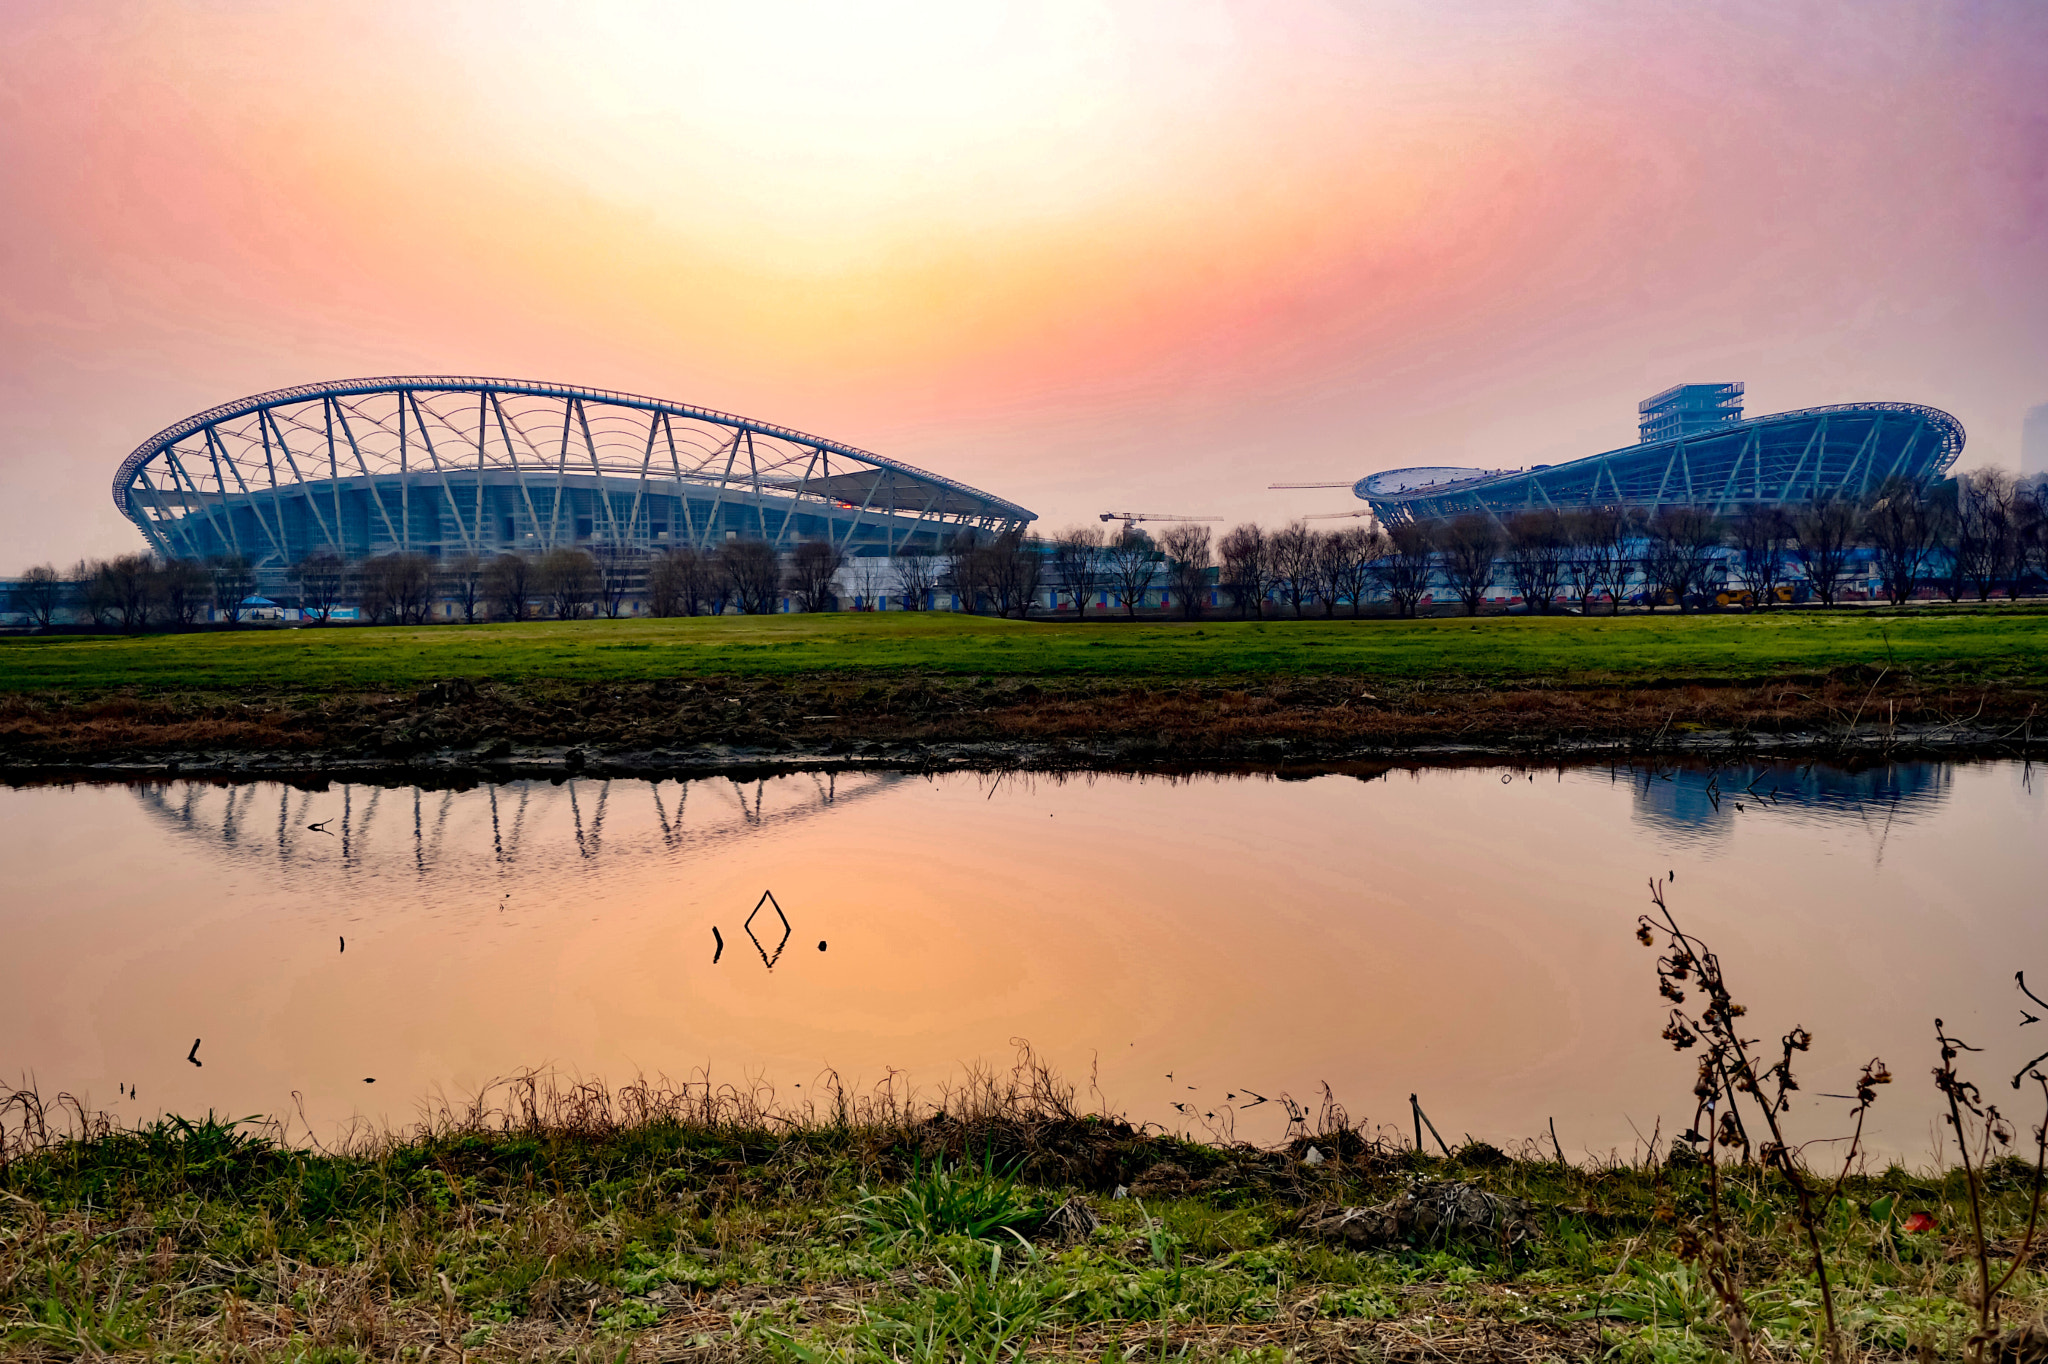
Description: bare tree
1865,479,1937,606
14,564,64,629
443,551,487,624
1991,474,2030,601
1328,526,1381,616
1954,468,2022,601
847,552,889,611
362,552,435,624
538,547,599,619
646,550,681,617
679,546,717,616
1439,513,1504,615
396,552,438,623
1371,520,1436,617
1501,509,1568,613
893,544,940,611
296,551,348,624
1558,507,1619,613
1103,524,1161,617
985,529,1043,618
1305,530,1346,617
1641,506,1723,610
356,558,392,624
1728,508,1793,610
484,552,533,621
92,554,160,630
1791,495,1861,607
720,539,781,614
593,546,638,618
646,547,704,617
944,529,991,614
1157,523,1213,619
1266,520,1317,617
1217,523,1269,618
2023,481,2048,597
209,555,256,623
1048,526,1103,617
786,538,846,612
1578,507,1632,614
75,559,117,627
154,559,207,627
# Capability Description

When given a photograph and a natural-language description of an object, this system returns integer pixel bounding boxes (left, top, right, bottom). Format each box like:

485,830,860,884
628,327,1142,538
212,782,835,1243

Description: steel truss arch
1358,401,1965,526
115,377,1035,565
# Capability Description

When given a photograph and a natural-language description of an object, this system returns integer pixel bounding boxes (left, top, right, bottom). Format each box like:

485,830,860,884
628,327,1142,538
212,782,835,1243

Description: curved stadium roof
116,377,1035,564
1356,402,1964,525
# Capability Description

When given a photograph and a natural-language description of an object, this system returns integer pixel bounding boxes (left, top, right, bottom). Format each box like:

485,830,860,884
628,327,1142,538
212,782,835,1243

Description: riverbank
3,1065,2039,1363
2,612,2043,777
0,671,2041,781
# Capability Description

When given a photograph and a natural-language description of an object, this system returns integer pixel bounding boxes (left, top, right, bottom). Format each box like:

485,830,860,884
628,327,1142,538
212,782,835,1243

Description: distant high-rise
2024,402,2048,477
1637,382,1745,443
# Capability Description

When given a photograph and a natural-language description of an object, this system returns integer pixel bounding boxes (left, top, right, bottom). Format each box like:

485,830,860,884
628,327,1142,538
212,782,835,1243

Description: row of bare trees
1019,470,2047,622
1037,523,1199,618
6,538,855,630
327,539,857,624
1392,470,2048,614
15,471,2046,629
829,529,1048,617
9,554,260,630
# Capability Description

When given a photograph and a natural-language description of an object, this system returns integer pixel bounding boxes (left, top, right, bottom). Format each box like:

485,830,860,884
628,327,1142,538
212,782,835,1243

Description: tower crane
1097,512,1221,525
1266,481,1353,490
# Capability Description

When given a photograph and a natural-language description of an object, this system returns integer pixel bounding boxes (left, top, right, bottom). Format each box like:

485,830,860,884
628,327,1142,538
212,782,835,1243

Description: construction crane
1098,512,1221,524
1267,481,1353,490
1302,508,1378,522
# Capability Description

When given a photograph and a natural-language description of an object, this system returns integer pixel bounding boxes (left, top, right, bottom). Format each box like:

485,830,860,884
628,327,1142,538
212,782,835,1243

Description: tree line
5,528,1054,628
12,469,2046,630
1399,469,2048,613
1044,468,2048,619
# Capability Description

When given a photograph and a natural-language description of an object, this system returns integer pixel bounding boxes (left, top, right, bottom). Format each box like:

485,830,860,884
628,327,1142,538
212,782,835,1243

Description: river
3,759,2042,1162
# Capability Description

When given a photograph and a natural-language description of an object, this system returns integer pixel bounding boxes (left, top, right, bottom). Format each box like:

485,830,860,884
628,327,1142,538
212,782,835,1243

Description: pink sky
2,0,2044,562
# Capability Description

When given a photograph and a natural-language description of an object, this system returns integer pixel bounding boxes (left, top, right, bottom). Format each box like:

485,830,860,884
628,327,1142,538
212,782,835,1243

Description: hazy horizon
4,0,2045,564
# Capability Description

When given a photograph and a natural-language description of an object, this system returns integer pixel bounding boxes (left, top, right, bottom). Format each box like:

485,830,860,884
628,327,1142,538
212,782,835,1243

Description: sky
2,0,2045,563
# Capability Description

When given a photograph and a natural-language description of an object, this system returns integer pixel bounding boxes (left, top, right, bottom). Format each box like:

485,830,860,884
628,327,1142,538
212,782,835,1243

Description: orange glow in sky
2,0,2045,556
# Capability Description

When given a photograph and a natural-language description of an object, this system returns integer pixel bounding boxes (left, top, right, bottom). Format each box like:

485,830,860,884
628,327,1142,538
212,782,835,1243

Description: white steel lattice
115,377,1035,564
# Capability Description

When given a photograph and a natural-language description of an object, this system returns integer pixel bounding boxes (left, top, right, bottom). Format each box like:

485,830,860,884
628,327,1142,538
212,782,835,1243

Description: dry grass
1,670,2041,772
6,1044,2048,1363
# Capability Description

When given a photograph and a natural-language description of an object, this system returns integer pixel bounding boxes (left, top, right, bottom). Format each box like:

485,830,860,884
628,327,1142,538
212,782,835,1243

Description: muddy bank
1,670,2039,782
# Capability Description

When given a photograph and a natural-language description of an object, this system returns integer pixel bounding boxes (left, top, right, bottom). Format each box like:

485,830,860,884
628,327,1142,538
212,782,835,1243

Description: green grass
5,1092,2043,1362
4,608,2046,694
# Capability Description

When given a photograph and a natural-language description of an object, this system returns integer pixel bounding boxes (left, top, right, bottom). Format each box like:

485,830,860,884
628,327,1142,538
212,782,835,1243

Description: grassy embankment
2,610,2044,763
6,610,2048,690
4,1065,2042,1363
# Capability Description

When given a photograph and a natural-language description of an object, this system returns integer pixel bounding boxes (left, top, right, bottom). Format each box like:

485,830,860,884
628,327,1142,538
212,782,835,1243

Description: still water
3,761,2043,1160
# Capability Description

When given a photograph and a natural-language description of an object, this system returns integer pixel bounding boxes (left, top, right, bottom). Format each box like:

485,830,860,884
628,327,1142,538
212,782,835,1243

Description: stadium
113,377,1036,568
1357,384,1966,525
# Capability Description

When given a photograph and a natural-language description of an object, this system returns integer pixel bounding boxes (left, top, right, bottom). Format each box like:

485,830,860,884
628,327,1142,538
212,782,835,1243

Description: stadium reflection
1625,761,1956,846
129,771,909,882
5,759,2041,1160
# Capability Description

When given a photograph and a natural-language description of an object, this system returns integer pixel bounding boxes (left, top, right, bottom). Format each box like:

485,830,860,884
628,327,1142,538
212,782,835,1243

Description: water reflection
1627,761,1957,848
5,759,2041,1158
131,771,910,880
134,761,1971,874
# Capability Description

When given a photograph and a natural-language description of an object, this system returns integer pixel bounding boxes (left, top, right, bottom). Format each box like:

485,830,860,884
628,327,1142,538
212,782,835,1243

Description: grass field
4,1069,2041,1363
3,608,2045,694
